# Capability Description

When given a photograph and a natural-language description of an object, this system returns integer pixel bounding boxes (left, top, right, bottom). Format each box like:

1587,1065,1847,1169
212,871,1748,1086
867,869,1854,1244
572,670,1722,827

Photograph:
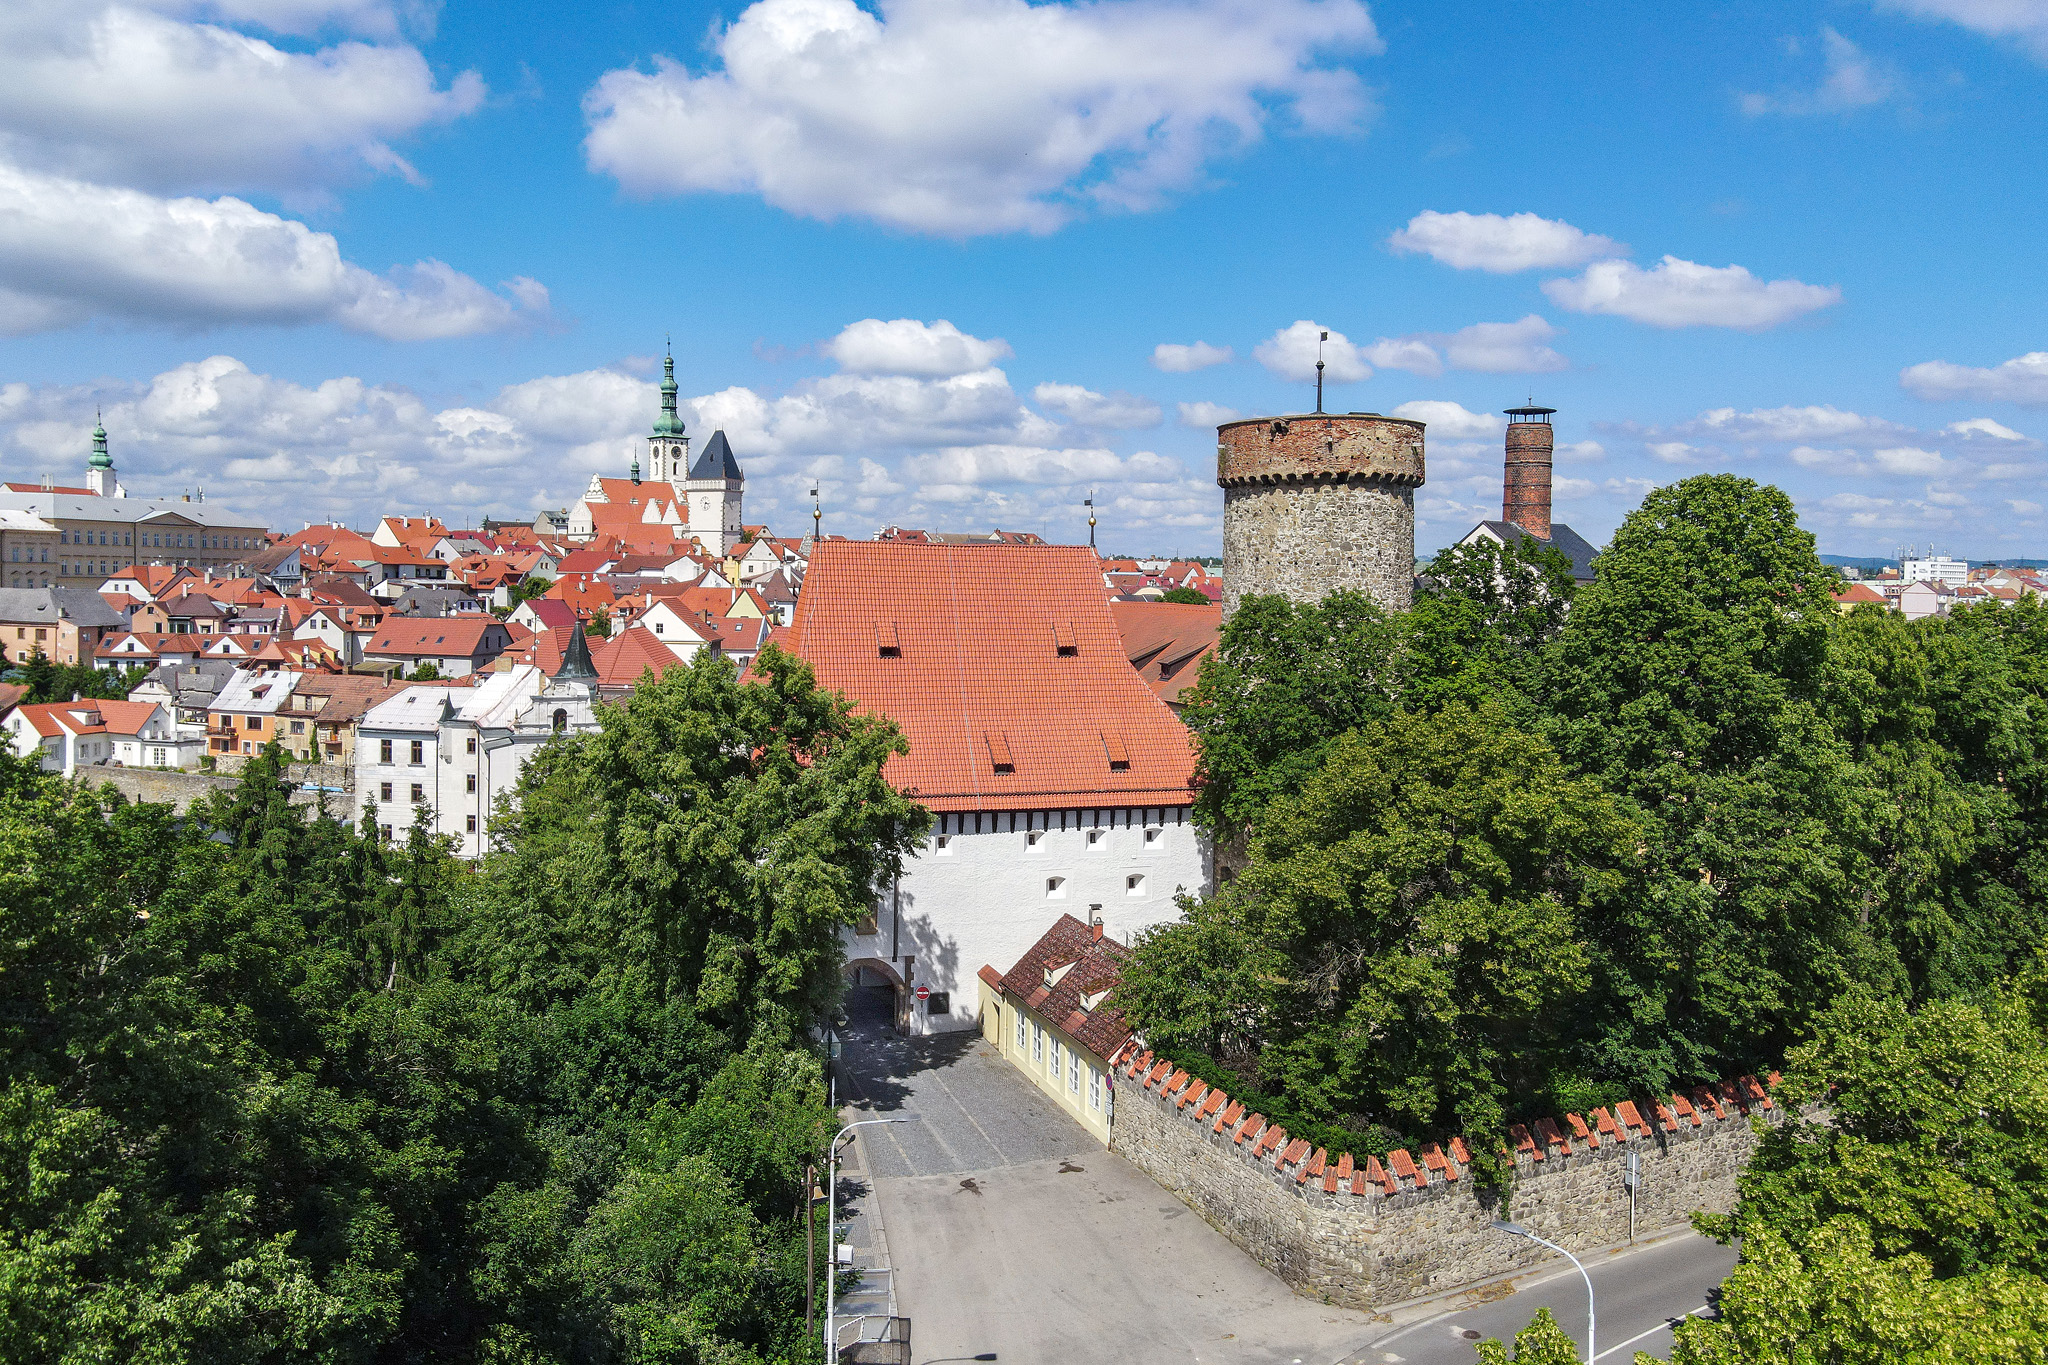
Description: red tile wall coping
1111,1041,1780,1201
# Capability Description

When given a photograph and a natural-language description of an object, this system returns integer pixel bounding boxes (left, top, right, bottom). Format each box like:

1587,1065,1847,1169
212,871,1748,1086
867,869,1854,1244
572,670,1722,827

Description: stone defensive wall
1108,1045,1782,1310
92,763,353,814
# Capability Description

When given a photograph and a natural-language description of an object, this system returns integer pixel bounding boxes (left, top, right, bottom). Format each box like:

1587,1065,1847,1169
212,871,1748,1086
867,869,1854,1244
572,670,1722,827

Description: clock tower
646,347,690,486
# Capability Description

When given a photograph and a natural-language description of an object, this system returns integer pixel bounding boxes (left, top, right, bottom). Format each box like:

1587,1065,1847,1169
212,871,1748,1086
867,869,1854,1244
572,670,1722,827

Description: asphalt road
1344,1232,1738,1365
834,988,1738,1365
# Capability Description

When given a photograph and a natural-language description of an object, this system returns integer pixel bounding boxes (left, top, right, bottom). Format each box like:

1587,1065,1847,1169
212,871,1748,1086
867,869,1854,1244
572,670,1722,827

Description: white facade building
353,635,601,857
848,802,1205,1034
1903,553,1968,587
4,699,181,774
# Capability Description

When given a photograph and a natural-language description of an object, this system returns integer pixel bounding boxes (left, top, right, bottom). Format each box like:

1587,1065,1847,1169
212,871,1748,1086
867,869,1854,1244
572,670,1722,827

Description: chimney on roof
1502,404,1556,540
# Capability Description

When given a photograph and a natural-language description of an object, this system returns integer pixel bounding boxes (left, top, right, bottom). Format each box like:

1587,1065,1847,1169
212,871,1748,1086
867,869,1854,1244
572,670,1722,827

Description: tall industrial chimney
1502,405,1556,539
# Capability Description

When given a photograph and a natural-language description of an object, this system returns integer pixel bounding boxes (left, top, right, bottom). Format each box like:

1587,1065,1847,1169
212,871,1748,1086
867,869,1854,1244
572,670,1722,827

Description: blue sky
1,0,2045,558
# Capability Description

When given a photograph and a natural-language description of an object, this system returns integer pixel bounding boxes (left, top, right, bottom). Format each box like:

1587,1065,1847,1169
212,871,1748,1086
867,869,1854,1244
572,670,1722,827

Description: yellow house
976,913,1132,1148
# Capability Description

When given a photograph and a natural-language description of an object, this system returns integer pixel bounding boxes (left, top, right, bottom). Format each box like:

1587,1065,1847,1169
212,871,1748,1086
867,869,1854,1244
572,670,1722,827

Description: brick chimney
1502,405,1556,540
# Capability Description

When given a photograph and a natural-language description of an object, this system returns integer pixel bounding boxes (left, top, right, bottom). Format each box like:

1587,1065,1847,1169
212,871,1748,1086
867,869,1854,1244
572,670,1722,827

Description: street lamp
1490,1219,1595,1365
826,1117,915,1363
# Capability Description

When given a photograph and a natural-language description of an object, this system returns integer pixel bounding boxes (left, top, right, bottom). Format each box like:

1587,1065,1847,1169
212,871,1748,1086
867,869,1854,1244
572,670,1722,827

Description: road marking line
1593,1307,1709,1361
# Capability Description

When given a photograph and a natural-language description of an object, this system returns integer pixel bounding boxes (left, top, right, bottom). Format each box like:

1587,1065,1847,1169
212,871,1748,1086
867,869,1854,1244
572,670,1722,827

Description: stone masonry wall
1216,413,1426,618
93,763,352,813
1109,1046,1780,1310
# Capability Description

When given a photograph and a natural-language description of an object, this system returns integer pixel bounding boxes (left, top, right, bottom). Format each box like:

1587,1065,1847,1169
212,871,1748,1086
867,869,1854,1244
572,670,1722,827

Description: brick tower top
1216,412,1426,489
1502,405,1555,541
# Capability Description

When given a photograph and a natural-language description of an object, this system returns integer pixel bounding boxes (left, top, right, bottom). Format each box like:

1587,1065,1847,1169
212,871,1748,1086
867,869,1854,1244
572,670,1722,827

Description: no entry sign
915,985,930,1002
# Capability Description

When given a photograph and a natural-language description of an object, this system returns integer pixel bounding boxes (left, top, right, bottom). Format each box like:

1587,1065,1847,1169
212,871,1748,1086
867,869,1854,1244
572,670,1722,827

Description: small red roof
778,543,1195,813
364,618,508,658
588,626,684,688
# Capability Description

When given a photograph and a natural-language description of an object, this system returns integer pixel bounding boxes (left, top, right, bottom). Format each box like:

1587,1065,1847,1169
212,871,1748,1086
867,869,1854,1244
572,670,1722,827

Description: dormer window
1101,731,1131,771
986,731,1015,774
1043,960,1075,988
876,621,901,657
1052,620,1078,657
1080,986,1110,1012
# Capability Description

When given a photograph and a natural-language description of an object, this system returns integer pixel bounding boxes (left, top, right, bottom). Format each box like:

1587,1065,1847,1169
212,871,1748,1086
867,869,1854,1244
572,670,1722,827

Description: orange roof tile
778,543,1196,812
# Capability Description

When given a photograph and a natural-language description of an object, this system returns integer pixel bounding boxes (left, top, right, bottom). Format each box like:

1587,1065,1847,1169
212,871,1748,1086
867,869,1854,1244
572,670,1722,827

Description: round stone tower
1216,412,1426,617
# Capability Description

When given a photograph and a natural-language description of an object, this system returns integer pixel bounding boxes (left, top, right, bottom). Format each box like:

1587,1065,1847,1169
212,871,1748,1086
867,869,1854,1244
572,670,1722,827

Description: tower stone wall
1217,413,1425,617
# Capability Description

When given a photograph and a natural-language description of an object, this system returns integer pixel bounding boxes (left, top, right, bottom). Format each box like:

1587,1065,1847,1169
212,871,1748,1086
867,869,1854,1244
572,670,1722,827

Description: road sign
915,985,930,1002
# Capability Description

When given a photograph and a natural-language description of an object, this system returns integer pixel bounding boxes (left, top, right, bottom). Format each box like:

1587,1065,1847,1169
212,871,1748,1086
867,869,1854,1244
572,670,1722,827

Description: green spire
88,410,111,470
651,341,685,437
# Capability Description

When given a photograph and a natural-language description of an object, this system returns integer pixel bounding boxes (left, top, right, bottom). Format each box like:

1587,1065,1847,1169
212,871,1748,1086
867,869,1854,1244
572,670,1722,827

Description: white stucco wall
844,803,1208,1035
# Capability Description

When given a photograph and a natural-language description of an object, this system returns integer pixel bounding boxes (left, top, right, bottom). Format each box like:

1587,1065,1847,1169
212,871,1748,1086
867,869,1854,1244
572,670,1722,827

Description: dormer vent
875,621,901,657
1052,620,1078,656
1101,730,1131,771
986,730,1015,774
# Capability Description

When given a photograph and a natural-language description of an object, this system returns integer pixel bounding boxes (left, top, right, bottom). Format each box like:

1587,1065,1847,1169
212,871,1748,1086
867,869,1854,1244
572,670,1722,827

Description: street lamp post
1490,1219,1595,1365
826,1117,913,1363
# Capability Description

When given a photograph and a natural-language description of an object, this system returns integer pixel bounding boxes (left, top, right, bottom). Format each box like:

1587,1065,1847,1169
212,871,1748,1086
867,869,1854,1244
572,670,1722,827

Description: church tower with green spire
85,413,122,498
646,345,691,487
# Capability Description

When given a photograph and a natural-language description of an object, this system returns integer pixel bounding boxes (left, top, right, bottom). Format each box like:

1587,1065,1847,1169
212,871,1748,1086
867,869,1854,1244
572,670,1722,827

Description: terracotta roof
516,598,578,633
11,698,161,738
1108,600,1220,708
991,913,1133,1061
1833,582,1887,605
364,618,509,659
587,625,684,689
778,543,1196,812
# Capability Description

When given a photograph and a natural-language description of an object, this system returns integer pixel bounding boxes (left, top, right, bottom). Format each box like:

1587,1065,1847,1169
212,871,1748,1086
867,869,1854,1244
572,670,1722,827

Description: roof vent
986,730,1015,774
875,621,901,657
1052,620,1078,657
1101,730,1131,771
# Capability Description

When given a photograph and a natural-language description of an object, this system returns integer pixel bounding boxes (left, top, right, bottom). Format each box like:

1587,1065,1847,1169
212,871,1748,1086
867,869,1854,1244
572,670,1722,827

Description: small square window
934,834,952,854
1086,829,1104,849
1126,874,1146,897
1143,827,1162,848
1045,876,1066,899
1026,829,1044,849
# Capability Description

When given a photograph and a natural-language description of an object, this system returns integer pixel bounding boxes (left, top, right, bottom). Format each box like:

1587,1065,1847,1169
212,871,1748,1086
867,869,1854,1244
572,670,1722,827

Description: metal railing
833,1314,910,1365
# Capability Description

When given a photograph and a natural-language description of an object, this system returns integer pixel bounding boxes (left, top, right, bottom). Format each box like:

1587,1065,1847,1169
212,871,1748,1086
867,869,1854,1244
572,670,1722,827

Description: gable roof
364,617,507,658
988,912,1133,1062
587,625,684,689
10,698,163,738
1108,600,1221,708
1468,520,1601,582
689,429,743,480
777,542,1195,812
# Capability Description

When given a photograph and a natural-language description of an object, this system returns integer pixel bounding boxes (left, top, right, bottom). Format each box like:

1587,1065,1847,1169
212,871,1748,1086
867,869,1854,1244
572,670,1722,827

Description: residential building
4,699,182,775
361,617,513,678
207,669,300,761
976,914,1132,1147
354,632,600,856
274,674,403,765
0,587,131,665
128,659,237,758
776,541,1207,1036
1,508,59,588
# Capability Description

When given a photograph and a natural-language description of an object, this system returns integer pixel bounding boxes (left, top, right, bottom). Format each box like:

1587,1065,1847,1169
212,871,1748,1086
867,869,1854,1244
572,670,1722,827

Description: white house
777,541,1209,1036
4,698,183,774
354,631,601,857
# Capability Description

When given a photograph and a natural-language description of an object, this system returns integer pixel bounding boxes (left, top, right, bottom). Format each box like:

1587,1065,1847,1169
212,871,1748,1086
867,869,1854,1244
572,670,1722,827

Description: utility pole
804,1161,818,1340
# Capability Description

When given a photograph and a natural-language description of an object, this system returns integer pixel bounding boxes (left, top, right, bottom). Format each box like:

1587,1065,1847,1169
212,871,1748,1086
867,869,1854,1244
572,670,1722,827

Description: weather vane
1315,331,1329,414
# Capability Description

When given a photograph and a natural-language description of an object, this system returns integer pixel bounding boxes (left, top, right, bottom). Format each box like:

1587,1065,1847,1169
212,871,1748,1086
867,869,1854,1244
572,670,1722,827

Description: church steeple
652,343,684,438
85,411,120,498
644,339,691,485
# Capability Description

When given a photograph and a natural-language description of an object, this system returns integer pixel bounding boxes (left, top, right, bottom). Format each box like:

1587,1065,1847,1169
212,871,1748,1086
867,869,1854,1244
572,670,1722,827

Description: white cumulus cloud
0,161,546,338
582,0,1381,236
1032,382,1161,429
822,318,1013,376
1542,256,1841,329
1177,400,1239,428
1946,417,2030,442
1440,315,1568,373
1901,351,2048,404
1152,341,1233,372
1390,400,1502,440
1387,210,1623,273
1363,336,1443,377
1254,320,1370,384
0,1,485,195
1691,404,1907,443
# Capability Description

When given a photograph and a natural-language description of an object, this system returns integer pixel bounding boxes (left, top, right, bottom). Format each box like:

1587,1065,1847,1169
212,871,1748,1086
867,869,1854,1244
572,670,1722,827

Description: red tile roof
778,543,1195,812
364,618,510,659
1108,600,1220,708
588,625,684,689
990,912,1133,1061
